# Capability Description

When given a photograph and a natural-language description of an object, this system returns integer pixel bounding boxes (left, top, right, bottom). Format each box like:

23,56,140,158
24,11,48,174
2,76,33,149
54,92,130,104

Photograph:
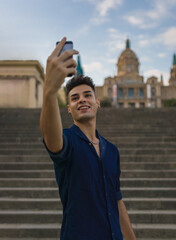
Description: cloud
90,0,123,25
107,58,117,63
83,62,102,73
157,53,166,58
126,16,143,26
138,40,150,47
96,0,122,17
105,28,126,52
159,27,176,48
140,56,152,63
144,68,170,85
125,0,176,29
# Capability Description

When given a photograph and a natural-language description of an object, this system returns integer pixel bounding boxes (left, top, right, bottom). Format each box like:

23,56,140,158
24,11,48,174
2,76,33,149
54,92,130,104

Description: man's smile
78,105,90,111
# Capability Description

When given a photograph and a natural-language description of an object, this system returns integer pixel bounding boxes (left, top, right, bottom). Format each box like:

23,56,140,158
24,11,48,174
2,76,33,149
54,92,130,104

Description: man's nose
79,95,86,103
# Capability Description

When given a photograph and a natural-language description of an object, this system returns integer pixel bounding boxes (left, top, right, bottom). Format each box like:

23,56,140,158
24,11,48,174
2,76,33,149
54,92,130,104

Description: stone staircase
0,108,176,240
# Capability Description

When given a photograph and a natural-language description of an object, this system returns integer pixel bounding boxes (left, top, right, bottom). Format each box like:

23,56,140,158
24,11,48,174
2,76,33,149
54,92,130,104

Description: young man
40,37,136,240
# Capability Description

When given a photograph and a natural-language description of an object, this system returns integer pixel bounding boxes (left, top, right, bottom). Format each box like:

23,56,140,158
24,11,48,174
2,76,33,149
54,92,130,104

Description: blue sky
0,0,176,86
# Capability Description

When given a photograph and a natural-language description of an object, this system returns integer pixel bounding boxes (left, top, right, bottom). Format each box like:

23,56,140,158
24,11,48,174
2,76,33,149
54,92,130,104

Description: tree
100,97,112,107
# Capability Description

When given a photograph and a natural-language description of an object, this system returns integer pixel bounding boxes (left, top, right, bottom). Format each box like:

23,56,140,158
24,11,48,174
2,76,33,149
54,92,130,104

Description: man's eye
85,94,91,97
72,97,78,101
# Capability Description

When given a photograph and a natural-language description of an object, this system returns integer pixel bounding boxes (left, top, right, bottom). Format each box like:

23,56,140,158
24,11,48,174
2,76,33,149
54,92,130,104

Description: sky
0,0,176,86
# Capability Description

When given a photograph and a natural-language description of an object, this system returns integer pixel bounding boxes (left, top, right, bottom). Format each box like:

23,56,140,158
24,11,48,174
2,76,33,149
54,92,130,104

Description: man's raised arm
40,37,78,153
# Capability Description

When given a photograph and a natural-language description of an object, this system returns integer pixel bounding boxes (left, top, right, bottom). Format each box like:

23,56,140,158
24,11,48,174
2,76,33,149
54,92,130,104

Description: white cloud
106,28,126,52
126,16,143,26
107,58,117,63
138,40,150,47
159,27,176,48
144,69,170,85
83,62,102,73
140,56,152,63
157,53,166,58
90,0,123,25
125,0,176,29
96,0,122,17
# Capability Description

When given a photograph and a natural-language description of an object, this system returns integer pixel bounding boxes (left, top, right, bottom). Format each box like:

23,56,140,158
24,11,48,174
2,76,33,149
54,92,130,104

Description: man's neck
74,119,98,142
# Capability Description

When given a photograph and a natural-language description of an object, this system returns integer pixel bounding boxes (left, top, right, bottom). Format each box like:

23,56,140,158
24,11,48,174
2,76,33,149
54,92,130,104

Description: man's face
67,84,100,123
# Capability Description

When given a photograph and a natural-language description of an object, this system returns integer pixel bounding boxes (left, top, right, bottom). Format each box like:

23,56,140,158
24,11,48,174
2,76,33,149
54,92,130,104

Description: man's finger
63,58,77,68
50,37,67,58
59,49,79,62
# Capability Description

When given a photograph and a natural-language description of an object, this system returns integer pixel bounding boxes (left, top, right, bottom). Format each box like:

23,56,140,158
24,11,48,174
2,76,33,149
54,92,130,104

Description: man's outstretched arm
40,37,78,153
118,199,136,240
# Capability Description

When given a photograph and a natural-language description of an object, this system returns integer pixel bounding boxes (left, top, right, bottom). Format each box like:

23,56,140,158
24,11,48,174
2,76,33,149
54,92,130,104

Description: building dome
117,39,139,76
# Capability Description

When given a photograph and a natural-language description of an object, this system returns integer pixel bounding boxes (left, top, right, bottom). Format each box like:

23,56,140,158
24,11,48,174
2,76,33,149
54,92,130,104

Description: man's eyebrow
70,90,92,98
70,93,79,98
83,91,92,94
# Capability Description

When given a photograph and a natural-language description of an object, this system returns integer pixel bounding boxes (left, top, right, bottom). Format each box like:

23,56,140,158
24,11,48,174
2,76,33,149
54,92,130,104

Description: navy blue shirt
43,124,123,240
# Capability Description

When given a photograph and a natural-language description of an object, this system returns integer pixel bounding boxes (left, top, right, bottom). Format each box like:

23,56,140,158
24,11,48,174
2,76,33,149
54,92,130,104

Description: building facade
0,60,44,108
95,39,176,108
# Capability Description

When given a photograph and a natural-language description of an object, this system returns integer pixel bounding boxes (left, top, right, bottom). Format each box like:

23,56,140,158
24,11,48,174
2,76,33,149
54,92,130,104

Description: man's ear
67,104,71,114
96,98,100,108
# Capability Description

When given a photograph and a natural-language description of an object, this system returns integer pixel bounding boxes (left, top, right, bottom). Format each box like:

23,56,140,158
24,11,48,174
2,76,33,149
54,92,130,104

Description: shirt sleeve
116,148,123,200
43,131,72,165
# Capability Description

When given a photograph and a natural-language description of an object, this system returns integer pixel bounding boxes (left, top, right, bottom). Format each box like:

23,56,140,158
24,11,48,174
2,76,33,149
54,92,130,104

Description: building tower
169,53,176,86
76,55,84,76
117,38,143,83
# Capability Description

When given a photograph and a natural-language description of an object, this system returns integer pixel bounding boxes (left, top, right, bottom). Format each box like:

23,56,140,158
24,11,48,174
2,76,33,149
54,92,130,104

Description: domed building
95,39,176,108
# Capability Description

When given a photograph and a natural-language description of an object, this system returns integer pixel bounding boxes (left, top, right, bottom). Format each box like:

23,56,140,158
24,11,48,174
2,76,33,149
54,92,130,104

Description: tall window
108,88,112,97
35,81,38,99
151,87,156,97
139,88,144,98
128,88,134,98
118,88,123,98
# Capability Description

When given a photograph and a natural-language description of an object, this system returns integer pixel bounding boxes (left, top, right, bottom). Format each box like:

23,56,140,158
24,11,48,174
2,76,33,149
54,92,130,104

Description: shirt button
109,212,111,216
89,143,91,146
106,193,108,197
112,233,114,236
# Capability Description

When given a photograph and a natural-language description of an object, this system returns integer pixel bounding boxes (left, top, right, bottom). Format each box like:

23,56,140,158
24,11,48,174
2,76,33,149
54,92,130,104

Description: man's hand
44,37,79,97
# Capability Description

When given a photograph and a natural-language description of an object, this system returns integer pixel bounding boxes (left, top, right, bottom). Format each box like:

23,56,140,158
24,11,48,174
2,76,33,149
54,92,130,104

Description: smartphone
56,41,73,56
56,41,74,77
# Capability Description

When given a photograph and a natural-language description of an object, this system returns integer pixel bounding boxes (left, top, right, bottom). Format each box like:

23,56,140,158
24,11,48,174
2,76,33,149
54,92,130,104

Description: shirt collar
70,124,98,143
70,124,107,157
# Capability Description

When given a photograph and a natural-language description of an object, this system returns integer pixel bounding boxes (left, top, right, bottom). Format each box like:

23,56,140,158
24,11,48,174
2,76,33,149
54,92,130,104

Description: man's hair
66,75,95,97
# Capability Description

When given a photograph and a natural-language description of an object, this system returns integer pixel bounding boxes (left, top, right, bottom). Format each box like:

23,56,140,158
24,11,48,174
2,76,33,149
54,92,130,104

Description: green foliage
57,96,66,108
100,97,112,107
164,99,176,107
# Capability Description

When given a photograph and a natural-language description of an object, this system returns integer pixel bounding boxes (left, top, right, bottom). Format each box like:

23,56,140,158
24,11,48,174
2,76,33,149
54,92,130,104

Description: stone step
0,210,63,223
0,224,60,238
1,142,176,149
121,170,176,178
0,187,175,198
124,198,176,210
1,136,176,144
0,198,62,210
0,210,175,224
1,197,175,211
121,178,176,187
0,162,175,170
0,178,175,188
0,239,58,240
0,154,175,162
133,224,176,238
1,148,176,155
0,223,175,238
1,169,175,178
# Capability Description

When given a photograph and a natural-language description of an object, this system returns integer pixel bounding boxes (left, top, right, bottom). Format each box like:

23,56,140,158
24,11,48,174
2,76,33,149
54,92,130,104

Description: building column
28,77,36,108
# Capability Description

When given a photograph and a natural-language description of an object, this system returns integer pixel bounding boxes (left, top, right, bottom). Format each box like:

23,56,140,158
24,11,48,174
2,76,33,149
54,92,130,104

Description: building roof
117,39,139,65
